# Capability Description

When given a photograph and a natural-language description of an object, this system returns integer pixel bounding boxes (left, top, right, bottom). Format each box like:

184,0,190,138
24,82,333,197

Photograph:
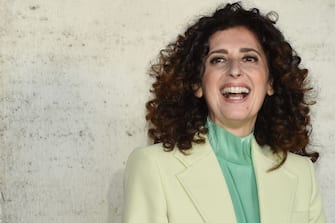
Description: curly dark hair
146,2,318,168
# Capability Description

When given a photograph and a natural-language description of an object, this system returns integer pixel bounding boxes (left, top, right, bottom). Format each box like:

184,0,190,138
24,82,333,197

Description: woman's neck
208,116,255,137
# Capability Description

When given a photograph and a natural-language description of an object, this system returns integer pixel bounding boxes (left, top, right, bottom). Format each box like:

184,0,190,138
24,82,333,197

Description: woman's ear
267,79,274,96
193,84,203,98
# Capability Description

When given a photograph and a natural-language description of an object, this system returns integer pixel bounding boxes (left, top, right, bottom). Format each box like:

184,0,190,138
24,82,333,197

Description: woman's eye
209,57,226,64
243,55,258,62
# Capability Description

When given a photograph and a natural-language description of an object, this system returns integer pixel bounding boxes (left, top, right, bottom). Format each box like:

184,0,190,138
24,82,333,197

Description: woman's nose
228,60,242,78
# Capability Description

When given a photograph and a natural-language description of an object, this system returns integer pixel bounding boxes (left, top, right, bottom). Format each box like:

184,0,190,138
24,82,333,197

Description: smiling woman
196,27,274,136
122,2,326,223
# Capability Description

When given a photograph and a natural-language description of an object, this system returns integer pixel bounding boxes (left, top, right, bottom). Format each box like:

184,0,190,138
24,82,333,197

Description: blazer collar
173,138,298,223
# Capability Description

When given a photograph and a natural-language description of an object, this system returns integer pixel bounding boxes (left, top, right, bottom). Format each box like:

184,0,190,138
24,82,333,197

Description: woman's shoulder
125,143,203,181
129,141,209,159
126,144,181,170
255,141,316,176
282,151,316,178
254,139,314,169
286,151,313,167
126,141,211,171
128,143,173,160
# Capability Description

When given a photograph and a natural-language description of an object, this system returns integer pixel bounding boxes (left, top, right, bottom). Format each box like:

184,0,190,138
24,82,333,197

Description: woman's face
196,26,273,136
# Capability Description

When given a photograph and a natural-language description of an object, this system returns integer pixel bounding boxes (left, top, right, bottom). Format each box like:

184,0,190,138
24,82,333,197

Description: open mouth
221,86,250,99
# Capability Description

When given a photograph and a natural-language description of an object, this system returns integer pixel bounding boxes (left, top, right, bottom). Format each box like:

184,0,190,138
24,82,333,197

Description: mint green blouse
206,118,260,223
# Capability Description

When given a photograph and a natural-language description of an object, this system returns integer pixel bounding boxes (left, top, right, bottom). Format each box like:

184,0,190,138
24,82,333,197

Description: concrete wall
0,0,334,222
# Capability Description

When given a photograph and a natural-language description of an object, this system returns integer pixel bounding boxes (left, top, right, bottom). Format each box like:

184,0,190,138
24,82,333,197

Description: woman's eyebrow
208,48,262,56
240,48,262,56
208,49,228,55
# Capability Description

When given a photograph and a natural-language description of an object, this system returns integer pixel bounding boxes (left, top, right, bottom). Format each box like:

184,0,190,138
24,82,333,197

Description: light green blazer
122,138,326,223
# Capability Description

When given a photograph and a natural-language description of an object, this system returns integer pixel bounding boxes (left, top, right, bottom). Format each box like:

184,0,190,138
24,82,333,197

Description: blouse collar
206,118,253,165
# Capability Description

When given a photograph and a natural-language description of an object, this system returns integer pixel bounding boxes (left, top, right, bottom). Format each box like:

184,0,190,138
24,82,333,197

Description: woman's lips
221,86,250,100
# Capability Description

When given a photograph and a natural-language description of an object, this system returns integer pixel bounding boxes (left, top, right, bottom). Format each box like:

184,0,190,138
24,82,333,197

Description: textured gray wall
0,0,334,222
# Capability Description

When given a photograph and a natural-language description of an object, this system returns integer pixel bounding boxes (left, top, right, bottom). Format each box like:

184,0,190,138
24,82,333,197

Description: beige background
0,0,334,222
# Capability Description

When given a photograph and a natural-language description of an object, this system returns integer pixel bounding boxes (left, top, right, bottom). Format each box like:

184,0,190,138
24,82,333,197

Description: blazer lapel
252,140,298,223
173,139,298,223
174,142,237,223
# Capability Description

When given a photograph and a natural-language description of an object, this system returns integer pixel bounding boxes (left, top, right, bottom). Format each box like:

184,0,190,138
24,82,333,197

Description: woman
122,2,326,223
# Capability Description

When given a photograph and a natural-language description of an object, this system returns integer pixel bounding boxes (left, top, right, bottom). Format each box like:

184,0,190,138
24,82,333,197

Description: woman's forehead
208,27,263,52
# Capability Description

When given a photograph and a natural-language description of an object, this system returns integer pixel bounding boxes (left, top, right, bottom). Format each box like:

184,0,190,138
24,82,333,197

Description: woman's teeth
221,87,250,97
